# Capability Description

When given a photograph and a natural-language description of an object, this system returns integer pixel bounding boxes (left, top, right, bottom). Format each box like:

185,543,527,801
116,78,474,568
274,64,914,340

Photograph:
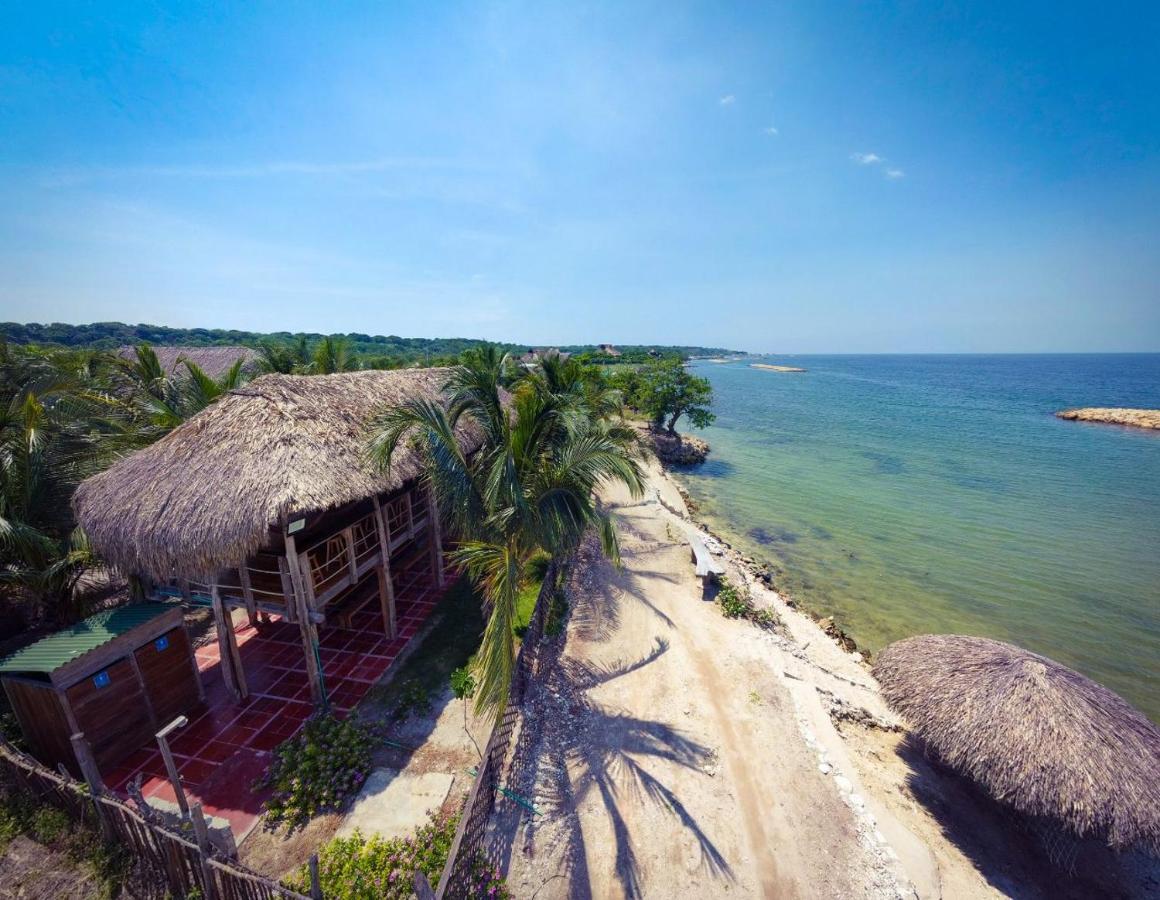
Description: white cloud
850,152,882,165
763,126,779,136
885,168,905,179
719,94,736,106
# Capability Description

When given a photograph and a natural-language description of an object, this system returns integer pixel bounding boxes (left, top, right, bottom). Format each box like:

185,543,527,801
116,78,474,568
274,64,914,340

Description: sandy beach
750,363,807,372
502,451,1155,899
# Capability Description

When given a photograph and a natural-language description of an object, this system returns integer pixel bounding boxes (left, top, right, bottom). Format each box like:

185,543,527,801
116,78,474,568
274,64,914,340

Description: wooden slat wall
1,679,75,774
134,627,201,727
64,658,153,770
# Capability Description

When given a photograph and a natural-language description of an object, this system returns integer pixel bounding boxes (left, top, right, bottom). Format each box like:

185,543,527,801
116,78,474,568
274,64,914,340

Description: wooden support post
179,579,192,603
372,496,399,639
414,870,436,900
277,556,297,623
375,564,396,639
210,586,247,702
308,854,323,900
127,650,158,730
344,527,358,582
69,733,113,840
427,485,446,587
238,562,258,627
155,729,190,818
190,802,219,900
405,490,414,537
285,533,327,709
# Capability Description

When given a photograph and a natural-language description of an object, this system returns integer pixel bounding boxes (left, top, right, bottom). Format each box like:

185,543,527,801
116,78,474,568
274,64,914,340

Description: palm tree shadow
494,633,734,898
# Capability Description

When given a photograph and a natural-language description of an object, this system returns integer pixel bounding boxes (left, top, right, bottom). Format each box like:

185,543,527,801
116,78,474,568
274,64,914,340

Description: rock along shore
1055,407,1160,430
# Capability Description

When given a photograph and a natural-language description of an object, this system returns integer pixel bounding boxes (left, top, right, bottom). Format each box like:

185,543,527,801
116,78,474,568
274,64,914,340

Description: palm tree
312,335,359,374
0,344,116,623
367,347,645,717
256,336,311,374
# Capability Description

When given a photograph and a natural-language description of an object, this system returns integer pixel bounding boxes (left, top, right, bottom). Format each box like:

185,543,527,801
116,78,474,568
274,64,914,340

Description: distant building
597,343,622,357
518,347,570,365
117,345,259,379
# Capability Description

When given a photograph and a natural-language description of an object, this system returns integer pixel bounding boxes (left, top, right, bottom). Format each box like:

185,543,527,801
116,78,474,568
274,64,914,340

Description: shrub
715,578,751,619
289,810,511,900
259,715,375,830
750,606,780,630
392,679,433,722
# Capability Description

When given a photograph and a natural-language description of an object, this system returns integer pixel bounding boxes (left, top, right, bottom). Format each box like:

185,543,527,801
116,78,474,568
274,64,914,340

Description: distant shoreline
750,363,806,373
1055,407,1160,430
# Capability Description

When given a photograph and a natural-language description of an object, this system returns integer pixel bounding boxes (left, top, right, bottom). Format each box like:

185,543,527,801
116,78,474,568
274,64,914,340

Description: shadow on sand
490,538,733,899
896,734,1159,900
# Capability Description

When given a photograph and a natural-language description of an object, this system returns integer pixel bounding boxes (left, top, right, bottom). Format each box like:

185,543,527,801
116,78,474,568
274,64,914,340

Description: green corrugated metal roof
0,603,179,677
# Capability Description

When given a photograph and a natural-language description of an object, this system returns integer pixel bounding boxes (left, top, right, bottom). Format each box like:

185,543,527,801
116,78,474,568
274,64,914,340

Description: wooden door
64,658,152,770
134,627,201,728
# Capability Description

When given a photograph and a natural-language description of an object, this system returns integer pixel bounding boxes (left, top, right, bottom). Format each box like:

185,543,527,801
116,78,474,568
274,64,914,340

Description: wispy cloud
885,168,905,179
719,94,735,106
763,126,779,136
850,152,882,165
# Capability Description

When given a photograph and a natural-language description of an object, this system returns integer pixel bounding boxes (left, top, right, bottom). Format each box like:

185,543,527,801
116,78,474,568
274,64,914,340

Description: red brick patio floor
102,580,448,841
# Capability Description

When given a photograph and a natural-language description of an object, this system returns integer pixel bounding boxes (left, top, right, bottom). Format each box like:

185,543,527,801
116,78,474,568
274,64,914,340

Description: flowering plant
258,715,375,830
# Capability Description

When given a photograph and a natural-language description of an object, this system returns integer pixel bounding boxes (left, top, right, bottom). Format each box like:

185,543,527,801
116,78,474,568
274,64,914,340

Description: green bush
392,679,433,722
259,715,375,830
715,578,751,619
289,810,510,900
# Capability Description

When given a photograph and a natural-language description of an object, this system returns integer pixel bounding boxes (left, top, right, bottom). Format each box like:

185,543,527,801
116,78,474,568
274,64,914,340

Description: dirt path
502,468,905,899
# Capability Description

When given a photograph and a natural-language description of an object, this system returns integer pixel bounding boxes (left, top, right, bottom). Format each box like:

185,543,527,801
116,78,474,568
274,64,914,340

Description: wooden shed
0,603,202,777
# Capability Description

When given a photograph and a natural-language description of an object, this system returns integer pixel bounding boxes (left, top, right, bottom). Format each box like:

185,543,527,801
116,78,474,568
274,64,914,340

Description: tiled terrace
102,577,449,840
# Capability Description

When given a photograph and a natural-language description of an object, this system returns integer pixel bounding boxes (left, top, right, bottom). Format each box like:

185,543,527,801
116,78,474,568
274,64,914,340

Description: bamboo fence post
69,733,112,840
308,854,323,900
190,802,219,900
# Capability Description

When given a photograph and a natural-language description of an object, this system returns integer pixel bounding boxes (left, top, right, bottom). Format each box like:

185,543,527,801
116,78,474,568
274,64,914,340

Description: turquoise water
676,355,1160,721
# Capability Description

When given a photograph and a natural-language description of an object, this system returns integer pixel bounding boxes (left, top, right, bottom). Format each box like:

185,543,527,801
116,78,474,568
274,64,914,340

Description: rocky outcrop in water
1056,408,1160,430
649,429,710,465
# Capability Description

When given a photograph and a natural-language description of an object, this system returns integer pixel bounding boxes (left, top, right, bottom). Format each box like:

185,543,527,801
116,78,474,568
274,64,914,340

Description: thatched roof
74,369,472,581
874,635,1160,853
117,345,259,379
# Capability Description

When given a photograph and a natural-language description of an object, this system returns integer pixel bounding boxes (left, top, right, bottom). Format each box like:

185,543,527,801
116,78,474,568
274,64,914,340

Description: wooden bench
688,532,725,580
329,577,378,629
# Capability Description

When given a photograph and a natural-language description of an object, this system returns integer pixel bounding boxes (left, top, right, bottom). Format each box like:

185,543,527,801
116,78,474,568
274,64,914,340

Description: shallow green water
675,355,1160,721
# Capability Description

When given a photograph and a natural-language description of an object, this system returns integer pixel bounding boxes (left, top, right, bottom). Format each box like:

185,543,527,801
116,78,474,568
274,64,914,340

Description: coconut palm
0,344,115,623
312,335,360,374
256,336,311,374
367,347,645,716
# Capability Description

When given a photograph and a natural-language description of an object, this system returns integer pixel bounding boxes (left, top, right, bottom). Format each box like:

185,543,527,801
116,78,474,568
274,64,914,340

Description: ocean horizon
677,353,1160,721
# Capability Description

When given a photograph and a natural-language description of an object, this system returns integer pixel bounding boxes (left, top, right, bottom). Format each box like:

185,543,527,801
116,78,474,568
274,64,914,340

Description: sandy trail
503,467,903,899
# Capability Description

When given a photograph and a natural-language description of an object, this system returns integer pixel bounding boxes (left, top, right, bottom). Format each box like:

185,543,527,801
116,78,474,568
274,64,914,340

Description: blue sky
1,2,1158,352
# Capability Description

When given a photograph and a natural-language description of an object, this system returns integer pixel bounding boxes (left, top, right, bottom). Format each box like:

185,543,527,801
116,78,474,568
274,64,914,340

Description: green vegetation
389,680,433,723
1,321,740,369
0,788,127,898
610,356,715,432
367,347,645,718
288,810,509,900
714,576,780,631
363,577,485,717
258,715,377,831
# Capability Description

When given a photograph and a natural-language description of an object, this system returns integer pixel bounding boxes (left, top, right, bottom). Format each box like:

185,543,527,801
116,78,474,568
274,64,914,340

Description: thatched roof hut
74,369,474,582
116,345,259,379
874,635,1160,853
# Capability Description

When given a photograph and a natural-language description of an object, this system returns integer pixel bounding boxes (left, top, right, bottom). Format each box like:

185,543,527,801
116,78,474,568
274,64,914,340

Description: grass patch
362,576,485,717
0,787,128,897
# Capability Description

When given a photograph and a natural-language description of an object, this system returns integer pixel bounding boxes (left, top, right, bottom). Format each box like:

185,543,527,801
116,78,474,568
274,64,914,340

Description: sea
674,354,1160,721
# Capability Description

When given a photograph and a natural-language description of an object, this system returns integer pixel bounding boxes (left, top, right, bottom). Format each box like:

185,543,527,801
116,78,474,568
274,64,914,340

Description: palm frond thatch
116,345,259,380
874,634,1160,853
72,369,483,581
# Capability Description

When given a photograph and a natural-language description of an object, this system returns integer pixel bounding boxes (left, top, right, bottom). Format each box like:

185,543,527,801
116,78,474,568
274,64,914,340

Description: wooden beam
238,562,258,626
372,496,398,638
285,533,327,709
277,556,297,623
299,550,319,610
375,563,396,638
210,585,247,702
344,527,358,583
426,485,446,587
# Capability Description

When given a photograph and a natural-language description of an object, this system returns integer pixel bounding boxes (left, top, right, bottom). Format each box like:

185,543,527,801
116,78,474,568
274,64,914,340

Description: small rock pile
649,429,711,465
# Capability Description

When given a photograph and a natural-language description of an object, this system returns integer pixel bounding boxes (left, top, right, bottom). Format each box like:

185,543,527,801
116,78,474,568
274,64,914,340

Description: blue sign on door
93,670,110,689
154,636,169,652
